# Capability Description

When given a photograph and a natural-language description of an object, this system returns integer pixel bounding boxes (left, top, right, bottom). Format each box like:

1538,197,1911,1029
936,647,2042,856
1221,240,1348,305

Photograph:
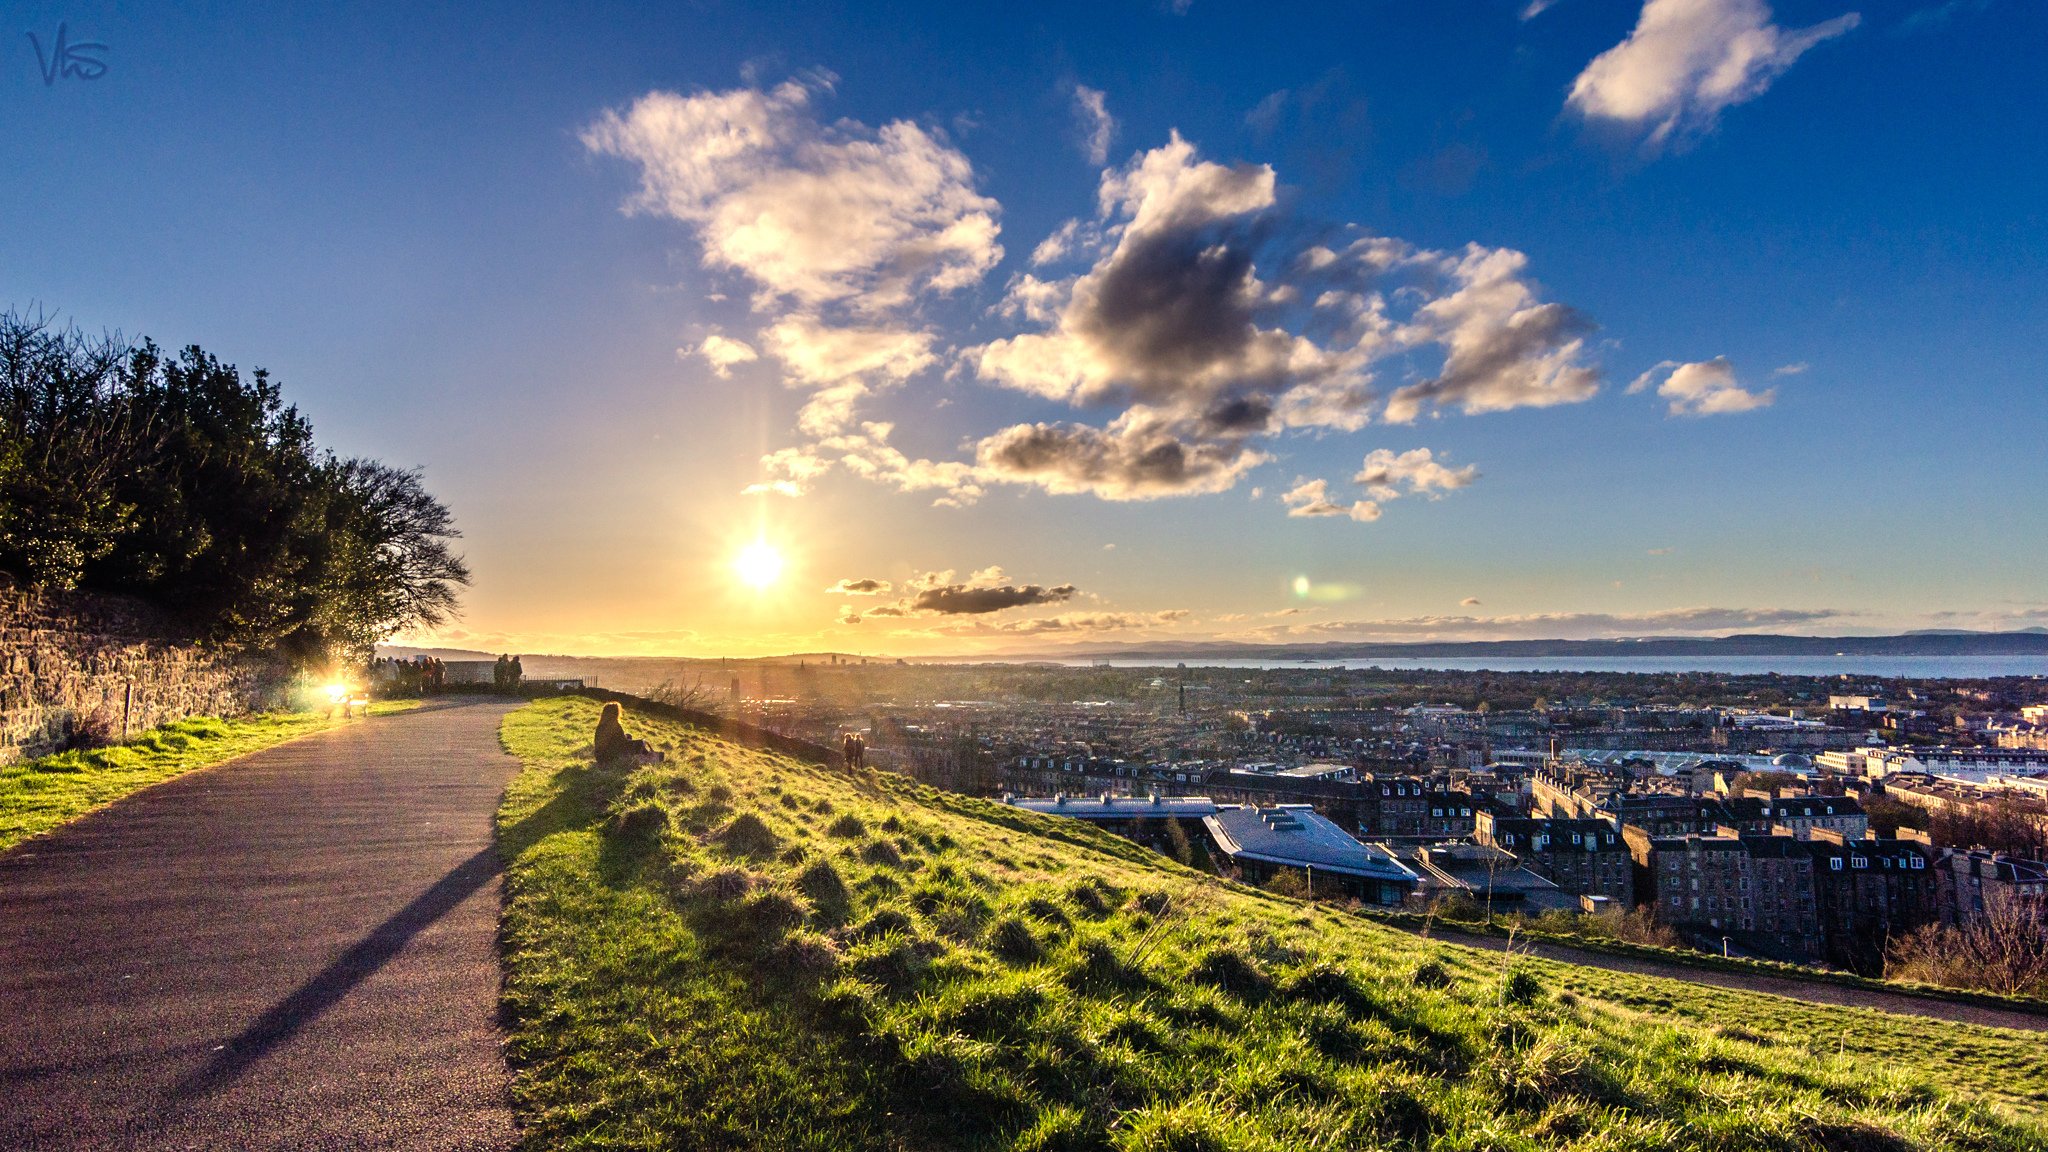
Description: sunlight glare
733,540,785,590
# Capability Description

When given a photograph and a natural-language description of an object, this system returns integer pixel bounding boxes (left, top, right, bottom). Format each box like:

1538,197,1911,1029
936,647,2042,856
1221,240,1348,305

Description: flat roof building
1204,804,1418,905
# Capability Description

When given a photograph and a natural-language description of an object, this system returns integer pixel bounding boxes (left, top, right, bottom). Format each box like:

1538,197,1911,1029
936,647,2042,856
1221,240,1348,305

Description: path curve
0,699,522,1151
1412,923,2048,1033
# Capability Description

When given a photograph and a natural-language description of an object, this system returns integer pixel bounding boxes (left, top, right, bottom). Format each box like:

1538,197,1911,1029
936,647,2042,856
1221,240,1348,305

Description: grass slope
497,697,2048,1151
0,700,418,852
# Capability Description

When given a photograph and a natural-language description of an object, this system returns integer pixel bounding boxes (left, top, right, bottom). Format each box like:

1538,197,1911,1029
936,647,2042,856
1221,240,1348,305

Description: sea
1053,656,2048,679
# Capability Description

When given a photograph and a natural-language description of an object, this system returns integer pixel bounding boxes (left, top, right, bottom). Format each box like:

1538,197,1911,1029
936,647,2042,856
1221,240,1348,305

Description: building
1626,830,1752,933
1402,842,1578,913
1803,831,1937,966
1818,746,2048,783
1474,813,1634,905
1003,793,1219,856
1936,848,2048,931
1203,804,1418,905
1716,795,1868,841
1738,834,1821,957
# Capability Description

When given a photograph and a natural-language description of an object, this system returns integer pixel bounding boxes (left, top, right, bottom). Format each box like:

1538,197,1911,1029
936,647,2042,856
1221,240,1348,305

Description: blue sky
5,0,2043,655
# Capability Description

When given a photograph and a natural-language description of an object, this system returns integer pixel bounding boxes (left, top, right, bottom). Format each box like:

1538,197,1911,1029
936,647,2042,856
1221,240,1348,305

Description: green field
0,700,419,853
496,696,2048,1151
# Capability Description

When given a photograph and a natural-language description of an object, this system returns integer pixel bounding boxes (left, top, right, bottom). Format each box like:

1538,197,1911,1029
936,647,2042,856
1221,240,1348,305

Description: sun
732,540,785,590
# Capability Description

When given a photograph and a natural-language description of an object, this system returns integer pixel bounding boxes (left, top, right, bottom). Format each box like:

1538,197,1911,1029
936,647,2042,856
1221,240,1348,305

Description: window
1831,859,1844,871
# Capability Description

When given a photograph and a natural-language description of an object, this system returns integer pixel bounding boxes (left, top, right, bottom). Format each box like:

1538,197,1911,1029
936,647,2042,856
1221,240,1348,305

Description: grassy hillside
0,701,417,852
496,697,2048,1151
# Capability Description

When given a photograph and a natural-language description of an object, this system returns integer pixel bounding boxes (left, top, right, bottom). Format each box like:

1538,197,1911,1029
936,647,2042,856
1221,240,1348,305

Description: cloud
1567,0,1861,149
909,580,1078,615
976,409,1270,501
936,609,1190,636
616,97,1605,508
1353,447,1478,499
1249,605,1848,641
1461,597,1482,606
1281,478,1381,521
1072,85,1116,166
825,578,892,595
1522,0,1566,17
968,133,1601,500
1380,245,1600,422
1897,0,1996,35
1282,447,1475,526
584,76,1002,311
691,333,759,377
1772,361,1809,376
1629,356,1775,416
848,567,1080,620
1648,547,1673,555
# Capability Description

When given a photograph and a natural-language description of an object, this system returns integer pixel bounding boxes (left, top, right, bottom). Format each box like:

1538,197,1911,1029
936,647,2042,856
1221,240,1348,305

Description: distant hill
1012,631,2048,663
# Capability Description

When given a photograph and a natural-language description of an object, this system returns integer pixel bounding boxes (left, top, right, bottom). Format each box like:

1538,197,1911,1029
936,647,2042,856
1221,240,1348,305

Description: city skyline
7,0,2044,657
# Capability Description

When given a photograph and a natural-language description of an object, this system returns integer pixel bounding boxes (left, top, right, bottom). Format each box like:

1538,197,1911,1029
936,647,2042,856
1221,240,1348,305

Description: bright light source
732,540,785,590
324,682,349,703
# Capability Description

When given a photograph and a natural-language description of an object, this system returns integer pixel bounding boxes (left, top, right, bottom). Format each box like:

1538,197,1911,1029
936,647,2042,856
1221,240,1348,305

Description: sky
5,0,2044,657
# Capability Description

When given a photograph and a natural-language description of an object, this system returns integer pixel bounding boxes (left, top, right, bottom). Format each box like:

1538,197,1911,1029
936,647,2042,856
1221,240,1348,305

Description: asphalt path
0,699,522,1151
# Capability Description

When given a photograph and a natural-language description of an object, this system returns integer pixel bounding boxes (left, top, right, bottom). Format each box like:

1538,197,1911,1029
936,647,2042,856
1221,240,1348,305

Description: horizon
8,1,2046,659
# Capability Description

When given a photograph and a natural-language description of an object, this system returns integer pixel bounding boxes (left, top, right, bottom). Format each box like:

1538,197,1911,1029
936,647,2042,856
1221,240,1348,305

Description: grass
0,699,420,852
496,696,2048,1151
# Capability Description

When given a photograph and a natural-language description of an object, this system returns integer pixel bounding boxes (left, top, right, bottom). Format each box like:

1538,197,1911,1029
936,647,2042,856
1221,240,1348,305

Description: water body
1057,656,2048,679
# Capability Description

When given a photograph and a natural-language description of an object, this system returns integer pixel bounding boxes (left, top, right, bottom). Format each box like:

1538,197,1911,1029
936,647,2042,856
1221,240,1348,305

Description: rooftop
1204,805,1419,883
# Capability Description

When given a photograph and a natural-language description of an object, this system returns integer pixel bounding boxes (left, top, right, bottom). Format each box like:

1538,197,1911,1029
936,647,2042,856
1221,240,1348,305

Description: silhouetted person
843,732,866,770
510,655,524,689
595,701,661,765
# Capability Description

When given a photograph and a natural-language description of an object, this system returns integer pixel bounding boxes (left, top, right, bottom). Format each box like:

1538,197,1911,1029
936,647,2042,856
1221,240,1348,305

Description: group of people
842,731,867,770
493,654,525,690
370,655,447,697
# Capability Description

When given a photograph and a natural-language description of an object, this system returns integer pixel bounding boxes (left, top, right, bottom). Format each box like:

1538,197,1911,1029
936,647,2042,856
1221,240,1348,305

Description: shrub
826,813,866,838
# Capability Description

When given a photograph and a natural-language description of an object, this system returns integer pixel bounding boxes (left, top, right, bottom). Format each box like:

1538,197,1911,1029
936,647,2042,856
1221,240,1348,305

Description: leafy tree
0,307,469,666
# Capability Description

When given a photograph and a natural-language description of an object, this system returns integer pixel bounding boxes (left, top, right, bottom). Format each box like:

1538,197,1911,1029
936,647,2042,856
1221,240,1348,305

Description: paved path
0,700,523,1151
1414,923,2048,1033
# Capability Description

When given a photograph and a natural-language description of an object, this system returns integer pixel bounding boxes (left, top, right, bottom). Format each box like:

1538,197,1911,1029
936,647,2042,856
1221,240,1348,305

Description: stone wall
0,590,288,765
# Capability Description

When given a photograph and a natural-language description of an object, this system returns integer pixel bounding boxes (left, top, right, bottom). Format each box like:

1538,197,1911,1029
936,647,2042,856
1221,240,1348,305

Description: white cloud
1281,478,1381,522
1773,361,1809,376
1630,356,1775,416
616,98,1606,509
1567,0,1861,149
691,333,759,377
1522,0,1566,18
584,77,1002,312
1072,85,1116,166
1353,447,1478,500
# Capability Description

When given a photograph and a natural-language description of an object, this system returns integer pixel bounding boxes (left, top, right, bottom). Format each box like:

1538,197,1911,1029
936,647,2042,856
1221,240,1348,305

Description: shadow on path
173,844,503,1097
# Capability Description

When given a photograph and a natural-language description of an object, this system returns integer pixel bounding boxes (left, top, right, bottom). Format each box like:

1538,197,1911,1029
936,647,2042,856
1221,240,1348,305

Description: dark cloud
910,581,1078,615
975,415,1267,501
825,578,892,595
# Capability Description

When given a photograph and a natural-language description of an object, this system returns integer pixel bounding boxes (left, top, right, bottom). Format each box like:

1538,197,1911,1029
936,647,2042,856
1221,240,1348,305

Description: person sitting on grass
594,701,662,765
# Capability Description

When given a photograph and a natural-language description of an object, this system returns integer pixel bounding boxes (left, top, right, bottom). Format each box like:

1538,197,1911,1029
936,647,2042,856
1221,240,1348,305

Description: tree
0,307,470,666
300,459,471,663
1886,900,2048,998
0,310,144,588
